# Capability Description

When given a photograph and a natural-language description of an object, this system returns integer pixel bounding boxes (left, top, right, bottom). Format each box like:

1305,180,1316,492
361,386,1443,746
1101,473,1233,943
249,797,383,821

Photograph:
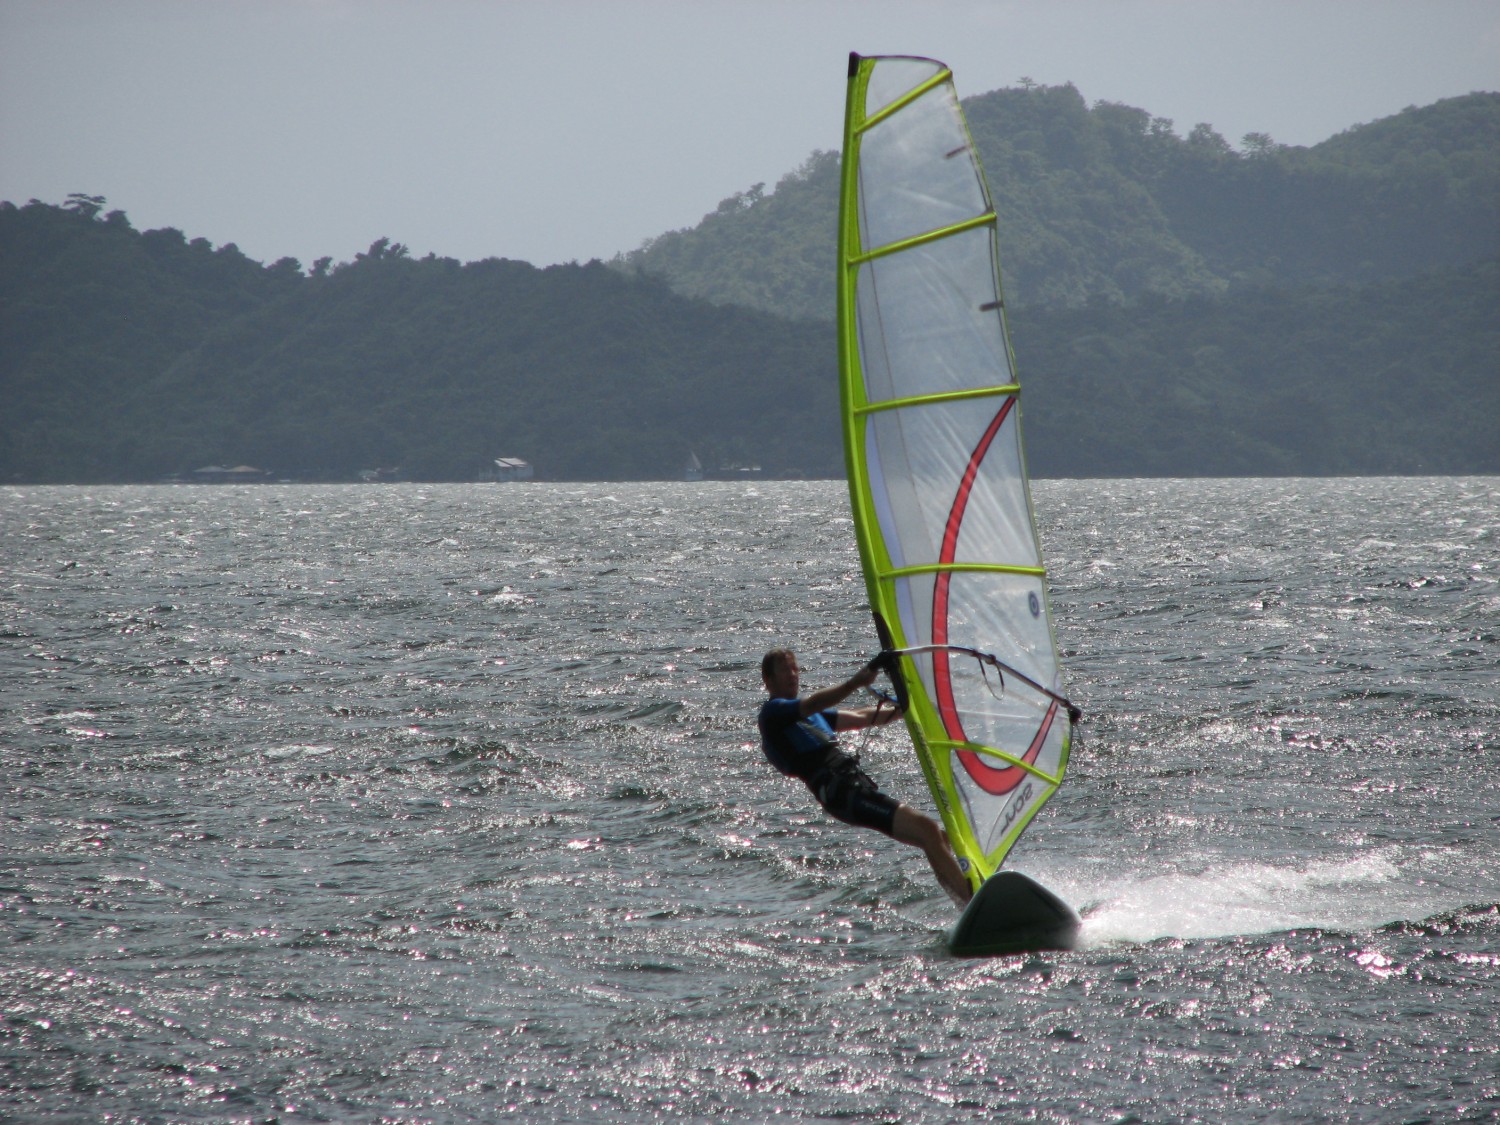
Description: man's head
761,648,800,698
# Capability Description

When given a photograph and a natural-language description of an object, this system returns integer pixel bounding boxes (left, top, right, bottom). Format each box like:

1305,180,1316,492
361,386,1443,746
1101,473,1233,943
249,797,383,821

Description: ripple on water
1,479,1496,1122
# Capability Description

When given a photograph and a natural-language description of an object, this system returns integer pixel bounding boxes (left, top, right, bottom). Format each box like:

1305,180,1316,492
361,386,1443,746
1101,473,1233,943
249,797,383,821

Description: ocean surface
2,477,1496,1124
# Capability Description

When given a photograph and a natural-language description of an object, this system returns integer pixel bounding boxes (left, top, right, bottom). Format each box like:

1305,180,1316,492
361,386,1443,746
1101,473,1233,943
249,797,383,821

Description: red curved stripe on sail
927,394,1051,795
960,700,1056,795
932,396,1016,741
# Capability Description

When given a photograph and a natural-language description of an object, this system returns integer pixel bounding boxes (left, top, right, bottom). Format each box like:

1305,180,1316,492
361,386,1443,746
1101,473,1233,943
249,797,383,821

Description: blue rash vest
757,697,844,780
757,696,900,836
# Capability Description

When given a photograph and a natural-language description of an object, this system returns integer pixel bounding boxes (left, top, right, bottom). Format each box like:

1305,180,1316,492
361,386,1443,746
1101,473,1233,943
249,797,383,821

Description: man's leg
891,804,972,906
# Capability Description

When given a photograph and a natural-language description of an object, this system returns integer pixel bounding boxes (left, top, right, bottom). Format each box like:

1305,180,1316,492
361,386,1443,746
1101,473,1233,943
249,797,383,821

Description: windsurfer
757,648,973,906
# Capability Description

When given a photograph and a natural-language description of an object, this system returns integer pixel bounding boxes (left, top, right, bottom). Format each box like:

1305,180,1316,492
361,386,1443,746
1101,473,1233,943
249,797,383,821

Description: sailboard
836,53,1080,955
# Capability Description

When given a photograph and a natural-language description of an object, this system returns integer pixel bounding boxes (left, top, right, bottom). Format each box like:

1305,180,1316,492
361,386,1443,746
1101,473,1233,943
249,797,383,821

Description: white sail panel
862,57,946,118
864,400,1036,570
856,89,988,252
854,230,1014,402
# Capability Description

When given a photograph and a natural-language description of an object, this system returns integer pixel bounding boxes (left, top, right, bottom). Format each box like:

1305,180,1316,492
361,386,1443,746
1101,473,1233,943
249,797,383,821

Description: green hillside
1013,259,1500,477
615,87,1500,318
1,199,837,483
2,172,1495,483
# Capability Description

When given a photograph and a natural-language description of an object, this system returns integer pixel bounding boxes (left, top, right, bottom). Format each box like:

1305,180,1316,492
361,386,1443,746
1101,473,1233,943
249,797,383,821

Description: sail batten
839,53,1073,891
880,562,1047,579
855,67,953,132
853,384,1019,416
930,743,1065,784
847,211,998,265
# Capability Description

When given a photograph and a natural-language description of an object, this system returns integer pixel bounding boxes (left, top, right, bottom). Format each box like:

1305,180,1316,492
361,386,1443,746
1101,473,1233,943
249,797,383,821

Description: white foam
1070,851,1408,945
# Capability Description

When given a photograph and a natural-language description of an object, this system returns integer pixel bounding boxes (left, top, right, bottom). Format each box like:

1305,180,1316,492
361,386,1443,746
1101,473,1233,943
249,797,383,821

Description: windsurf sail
837,53,1076,894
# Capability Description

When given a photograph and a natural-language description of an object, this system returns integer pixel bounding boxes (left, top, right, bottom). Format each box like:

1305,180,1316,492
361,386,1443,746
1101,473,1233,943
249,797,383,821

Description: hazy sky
4,0,1497,269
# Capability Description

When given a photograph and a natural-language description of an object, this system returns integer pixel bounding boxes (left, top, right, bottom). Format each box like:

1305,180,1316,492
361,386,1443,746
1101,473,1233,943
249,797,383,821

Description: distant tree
1186,123,1233,156
358,237,409,261
63,193,107,219
1240,132,1281,157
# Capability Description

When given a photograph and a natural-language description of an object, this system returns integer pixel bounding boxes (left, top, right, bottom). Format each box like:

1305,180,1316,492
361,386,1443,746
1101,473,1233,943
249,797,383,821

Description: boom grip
871,615,911,712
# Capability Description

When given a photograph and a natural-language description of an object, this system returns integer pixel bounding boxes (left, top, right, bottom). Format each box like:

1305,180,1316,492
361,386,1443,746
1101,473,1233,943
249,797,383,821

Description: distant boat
487,458,535,482
191,464,270,483
683,452,705,482
707,464,764,480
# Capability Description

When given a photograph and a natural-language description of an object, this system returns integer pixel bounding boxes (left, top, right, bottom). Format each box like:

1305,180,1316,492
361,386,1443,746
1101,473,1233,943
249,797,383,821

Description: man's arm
834,702,904,732
797,662,878,718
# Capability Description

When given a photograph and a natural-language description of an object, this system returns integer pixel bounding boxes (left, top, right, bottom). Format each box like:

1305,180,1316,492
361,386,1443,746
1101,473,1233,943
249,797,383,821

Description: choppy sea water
2,477,1496,1124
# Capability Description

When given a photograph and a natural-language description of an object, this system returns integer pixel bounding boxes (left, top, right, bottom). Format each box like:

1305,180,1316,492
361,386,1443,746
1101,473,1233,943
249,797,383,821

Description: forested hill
3,197,1496,482
1012,258,1500,477
613,87,1500,319
1,198,834,483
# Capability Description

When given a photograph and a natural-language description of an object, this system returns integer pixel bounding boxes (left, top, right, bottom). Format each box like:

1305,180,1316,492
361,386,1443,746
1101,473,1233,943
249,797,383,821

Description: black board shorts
808,761,900,836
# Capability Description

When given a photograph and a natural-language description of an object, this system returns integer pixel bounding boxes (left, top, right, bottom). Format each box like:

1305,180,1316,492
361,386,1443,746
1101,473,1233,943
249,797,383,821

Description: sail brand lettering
998,781,1034,838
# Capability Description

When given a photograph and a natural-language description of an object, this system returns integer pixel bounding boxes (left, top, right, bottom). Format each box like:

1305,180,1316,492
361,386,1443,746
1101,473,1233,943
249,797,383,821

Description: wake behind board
948,872,1080,957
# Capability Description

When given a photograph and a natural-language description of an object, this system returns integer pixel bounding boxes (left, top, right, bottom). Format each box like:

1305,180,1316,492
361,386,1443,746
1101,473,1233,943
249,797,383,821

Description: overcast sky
3,0,1497,270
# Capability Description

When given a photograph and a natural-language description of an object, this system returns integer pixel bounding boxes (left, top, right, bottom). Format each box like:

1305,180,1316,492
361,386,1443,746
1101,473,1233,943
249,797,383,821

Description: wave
1060,849,1463,945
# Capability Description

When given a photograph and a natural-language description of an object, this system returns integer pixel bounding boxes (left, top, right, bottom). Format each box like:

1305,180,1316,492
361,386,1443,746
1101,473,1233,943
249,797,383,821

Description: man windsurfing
756,647,972,905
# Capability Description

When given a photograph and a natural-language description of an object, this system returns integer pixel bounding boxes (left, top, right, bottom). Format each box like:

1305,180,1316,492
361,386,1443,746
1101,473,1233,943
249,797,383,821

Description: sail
837,54,1073,892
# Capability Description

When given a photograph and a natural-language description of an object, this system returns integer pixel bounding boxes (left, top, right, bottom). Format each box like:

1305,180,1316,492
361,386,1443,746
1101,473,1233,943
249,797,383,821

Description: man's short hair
761,648,794,682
